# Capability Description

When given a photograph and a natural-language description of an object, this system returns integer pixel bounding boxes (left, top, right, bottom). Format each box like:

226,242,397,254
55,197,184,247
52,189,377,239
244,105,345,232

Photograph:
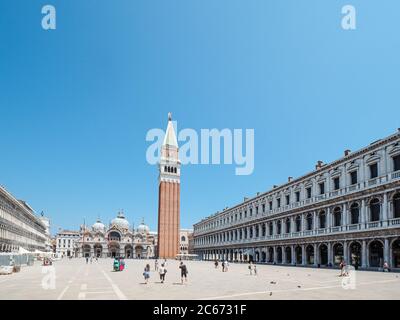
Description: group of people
85,256,99,264
339,259,392,276
214,259,229,272
142,259,188,284
113,257,126,272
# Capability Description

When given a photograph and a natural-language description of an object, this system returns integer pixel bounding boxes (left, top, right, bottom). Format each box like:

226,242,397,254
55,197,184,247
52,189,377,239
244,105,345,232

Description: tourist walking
339,260,346,276
159,263,167,283
248,261,253,275
253,264,257,276
214,260,218,269
143,264,150,284
179,261,188,284
221,261,225,272
224,260,229,272
86,256,89,264
155,259,159,271
113,257,119,271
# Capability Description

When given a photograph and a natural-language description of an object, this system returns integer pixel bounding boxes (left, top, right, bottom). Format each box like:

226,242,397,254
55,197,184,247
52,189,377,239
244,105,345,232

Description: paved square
0,259,399,300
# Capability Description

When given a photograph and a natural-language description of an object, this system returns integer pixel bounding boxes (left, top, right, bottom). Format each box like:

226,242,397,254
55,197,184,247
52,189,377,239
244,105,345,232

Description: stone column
326,207,331,229
361,199,366,228
314,243,318,266
282,246,286,264
327,242,333,265
343,240,348,264
313,211,317,231
343,203,348,229
291,216,295,233
383,193,388,225
384,238,390,266
273,246,277,263
301,244,306,265
362,240,367,268
291,245,295,265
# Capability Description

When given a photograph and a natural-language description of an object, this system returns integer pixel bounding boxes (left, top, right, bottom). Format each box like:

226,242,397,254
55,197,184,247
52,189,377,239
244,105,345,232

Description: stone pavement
0,258,399,300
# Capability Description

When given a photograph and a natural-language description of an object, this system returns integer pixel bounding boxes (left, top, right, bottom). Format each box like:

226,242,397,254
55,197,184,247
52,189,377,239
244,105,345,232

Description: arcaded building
0,185,48,253
193,130,400,270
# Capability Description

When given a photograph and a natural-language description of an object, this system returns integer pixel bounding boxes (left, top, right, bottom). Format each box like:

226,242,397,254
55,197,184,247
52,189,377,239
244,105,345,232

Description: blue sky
0,0,399,235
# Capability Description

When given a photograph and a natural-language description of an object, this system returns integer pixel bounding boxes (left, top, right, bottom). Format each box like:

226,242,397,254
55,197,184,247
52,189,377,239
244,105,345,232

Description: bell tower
157,112,180,259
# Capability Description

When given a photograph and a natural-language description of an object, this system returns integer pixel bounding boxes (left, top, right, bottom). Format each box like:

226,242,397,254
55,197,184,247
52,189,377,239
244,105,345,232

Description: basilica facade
75,211,156,259
193,130,400,270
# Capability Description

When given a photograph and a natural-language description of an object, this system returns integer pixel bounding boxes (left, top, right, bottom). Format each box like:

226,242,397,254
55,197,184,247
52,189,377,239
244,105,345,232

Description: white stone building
0,185,48,252
55,230,80,257
180,229,193,254
193,130,400,270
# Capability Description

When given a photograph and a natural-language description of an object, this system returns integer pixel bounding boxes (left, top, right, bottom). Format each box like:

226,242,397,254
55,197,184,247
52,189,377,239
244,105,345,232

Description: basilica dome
92,219,105,232
137,219,149,234
111,211,130,230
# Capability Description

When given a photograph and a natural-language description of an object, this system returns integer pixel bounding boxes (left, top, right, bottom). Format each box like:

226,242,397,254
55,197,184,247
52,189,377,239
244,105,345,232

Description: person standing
339,260,346,276
221,261,225,272
383,261,390,272
155,259,159,271
143,264,150,284
214,260,218,269
248,261,253,275
159,263,167,283
86,256,89,264
179,262,188,284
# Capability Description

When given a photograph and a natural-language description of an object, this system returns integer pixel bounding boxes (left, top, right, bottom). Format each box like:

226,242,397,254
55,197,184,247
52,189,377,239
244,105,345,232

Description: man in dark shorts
179,262,188,284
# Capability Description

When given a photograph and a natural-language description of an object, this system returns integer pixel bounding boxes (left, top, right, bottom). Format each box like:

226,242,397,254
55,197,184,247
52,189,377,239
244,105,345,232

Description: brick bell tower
157,112,180,259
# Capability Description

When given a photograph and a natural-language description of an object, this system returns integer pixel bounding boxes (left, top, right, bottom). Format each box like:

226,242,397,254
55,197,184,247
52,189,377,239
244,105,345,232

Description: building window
277,198,281,208
295,191,300,202
333,207,342,227
285,218,291,233
306,213,313,230
350,203,360,224
306,187,312,199
256,206,259,214
286,195,290,205
244,211,247,218
393,155,400,171
370,198,380,221
262,204,265,213
277,221,281,234
333,177,340,190
249,208,253,216
295,216,301,232
269,223,273,235
269,201,273,211
319,182,325,195
262,224,266,237
350,171,358,185
394,193,400,218
319,211,326,229
369,163,378,179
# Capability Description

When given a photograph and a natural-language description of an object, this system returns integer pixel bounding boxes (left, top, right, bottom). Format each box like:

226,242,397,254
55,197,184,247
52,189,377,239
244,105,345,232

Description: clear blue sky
0,0,399,235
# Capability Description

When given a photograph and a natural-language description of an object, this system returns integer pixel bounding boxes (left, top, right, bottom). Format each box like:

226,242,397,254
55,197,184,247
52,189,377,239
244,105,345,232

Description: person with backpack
179,261,188,284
